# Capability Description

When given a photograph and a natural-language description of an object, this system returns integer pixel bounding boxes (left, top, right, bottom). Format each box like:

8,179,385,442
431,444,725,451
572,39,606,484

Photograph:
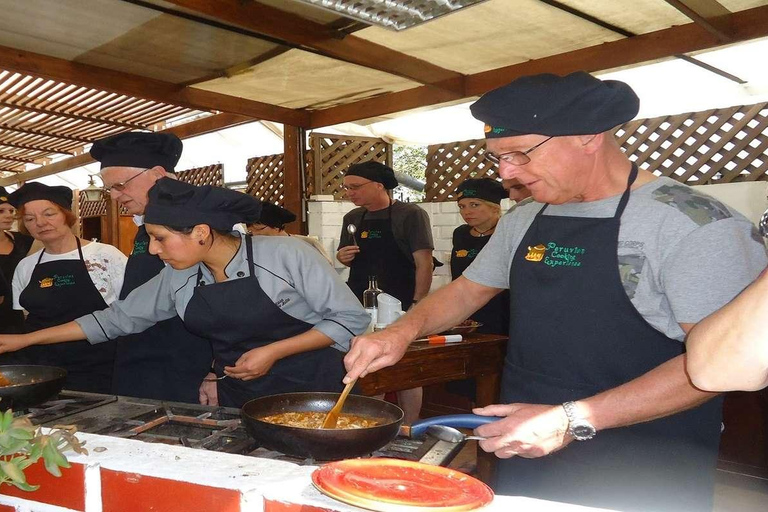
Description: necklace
472,224,497,237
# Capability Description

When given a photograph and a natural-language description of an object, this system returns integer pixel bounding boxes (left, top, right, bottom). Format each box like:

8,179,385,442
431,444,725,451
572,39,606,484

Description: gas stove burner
25,391,118,424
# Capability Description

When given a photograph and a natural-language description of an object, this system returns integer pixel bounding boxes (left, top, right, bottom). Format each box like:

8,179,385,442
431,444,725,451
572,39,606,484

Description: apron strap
614,163,638,219
244,234,254,277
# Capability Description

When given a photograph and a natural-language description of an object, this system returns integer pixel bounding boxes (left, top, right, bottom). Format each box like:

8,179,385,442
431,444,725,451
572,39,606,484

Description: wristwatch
562,401,597,441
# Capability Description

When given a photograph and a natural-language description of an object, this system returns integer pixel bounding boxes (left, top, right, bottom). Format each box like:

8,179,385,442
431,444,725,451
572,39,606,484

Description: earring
198,240,205,245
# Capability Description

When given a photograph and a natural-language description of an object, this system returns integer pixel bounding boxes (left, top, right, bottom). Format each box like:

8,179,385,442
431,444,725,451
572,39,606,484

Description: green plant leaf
0,460,27,484
0,410,13,431
11,480,39,492
8,428,34,440
43,458,61,478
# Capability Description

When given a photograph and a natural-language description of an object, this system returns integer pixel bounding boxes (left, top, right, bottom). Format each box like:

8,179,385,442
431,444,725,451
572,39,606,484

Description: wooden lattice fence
425,101,768,201
176,164,224,187
310,133,392,200
78,191,107,218
245,151,313,206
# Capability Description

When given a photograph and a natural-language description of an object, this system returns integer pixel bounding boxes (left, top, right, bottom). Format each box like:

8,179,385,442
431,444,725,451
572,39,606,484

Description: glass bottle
362,276,382,330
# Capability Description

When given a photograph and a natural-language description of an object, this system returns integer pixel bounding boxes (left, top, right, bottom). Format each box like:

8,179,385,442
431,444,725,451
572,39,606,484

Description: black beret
8,183,73,211
346,161,399,190
90,132,182,172
257,202,297,229
471,71,639,138
145,178,262,231
0,186,9,205
456,178,507,204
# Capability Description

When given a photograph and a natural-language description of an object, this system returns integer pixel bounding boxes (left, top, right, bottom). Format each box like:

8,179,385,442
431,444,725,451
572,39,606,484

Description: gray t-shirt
464,177,768,341
338,201,434,264
76,234,370,351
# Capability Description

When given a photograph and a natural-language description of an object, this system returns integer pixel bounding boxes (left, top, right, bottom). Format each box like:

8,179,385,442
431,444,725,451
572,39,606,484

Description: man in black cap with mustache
341,72,767,511
336,160,435,424
89,132,212,404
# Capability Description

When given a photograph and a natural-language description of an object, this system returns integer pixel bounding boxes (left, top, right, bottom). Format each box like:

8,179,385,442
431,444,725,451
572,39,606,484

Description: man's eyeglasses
103,168,151,194
484,136,553,166
343,181,375,192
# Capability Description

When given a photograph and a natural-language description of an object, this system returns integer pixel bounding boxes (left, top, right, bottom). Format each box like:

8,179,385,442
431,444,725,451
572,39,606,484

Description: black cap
145,178,262,231
90,132,183,172
346,161,399,190
0,186,9,205
471,71,639,138
8,183,73,211
257,202,297,229
456,178,507,204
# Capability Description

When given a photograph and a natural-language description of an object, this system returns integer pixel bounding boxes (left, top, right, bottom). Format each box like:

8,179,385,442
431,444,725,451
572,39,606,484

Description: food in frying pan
0,372,11,387
260,411,383,429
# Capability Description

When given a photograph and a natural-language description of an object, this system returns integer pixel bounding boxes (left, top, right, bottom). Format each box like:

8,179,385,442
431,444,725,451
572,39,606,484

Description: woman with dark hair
0,186,34,335
0,179,369,408
248,202,333,264
7,183,126,392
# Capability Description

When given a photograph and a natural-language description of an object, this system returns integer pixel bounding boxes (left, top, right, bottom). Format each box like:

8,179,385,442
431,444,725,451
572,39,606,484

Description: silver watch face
571,422,596,440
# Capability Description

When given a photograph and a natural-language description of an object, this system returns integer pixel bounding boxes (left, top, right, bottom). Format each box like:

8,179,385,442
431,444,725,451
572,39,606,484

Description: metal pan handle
409,414,502,438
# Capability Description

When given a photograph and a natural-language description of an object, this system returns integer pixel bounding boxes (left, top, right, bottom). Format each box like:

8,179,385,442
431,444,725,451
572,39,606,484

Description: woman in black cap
6,183,126,392
0,179,369,408
450,178,510,335
248,202,333,265
0,186,34,335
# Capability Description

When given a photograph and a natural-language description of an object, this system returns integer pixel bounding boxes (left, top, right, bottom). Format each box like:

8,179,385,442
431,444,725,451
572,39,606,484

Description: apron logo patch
543,242,586,267
361,230,382,239
455,249,478,259
275,298,290,308
525,244,547,262
39,274,76,288
132,240,149,255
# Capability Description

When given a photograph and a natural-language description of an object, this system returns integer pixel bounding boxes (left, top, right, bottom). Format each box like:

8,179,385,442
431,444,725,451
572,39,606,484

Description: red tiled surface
0,505,16,512
0,461,85,511
264,500,335,512
101,469,241,512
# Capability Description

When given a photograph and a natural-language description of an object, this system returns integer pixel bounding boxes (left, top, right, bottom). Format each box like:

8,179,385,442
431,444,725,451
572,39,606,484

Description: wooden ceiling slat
0,112,256,186
0,122,92,144
0,140,68,156
131,106,188,126
164,0,464,93
0,73,28,100
0,45,308,126
309,4,768,128
0,154,41,165
0,100,147,130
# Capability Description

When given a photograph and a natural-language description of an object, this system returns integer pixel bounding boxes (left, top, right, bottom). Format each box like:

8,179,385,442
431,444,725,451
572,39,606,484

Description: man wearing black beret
90,131,213,404
336,160,435,424
342,72,767,511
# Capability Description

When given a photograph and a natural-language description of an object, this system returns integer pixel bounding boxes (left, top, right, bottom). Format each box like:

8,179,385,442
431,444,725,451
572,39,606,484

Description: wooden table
359,333,507,484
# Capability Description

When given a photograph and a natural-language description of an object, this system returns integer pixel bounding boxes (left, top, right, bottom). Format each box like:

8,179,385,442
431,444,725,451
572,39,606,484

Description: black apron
183,235,346,408
347,201,416,310
0,231,33,335
18,238,115,393
500,165,722,512
450,224,509,336
112,225,212,403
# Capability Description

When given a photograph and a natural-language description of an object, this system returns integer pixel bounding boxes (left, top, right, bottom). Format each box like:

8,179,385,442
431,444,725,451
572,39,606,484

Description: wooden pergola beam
0,113,256,186
0,122,93,144
0,154,47,165
163,0,464,93
664,0,733,42
0,45,310,127
309,4,768,128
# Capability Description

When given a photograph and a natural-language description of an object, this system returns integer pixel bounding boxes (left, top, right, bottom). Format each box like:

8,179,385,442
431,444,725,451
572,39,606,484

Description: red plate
311,458,494,512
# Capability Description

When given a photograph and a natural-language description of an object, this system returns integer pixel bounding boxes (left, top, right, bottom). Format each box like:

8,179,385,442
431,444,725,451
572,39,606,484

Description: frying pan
0,365,67,411
241,392,499,460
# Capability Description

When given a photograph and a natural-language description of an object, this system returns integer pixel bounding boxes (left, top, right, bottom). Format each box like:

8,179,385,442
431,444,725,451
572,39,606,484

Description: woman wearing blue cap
0,179,369,408
6,183,127,392
0,186,34,335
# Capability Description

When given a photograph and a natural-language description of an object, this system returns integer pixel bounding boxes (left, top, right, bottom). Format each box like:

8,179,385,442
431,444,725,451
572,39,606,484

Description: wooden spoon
322,378,357,429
